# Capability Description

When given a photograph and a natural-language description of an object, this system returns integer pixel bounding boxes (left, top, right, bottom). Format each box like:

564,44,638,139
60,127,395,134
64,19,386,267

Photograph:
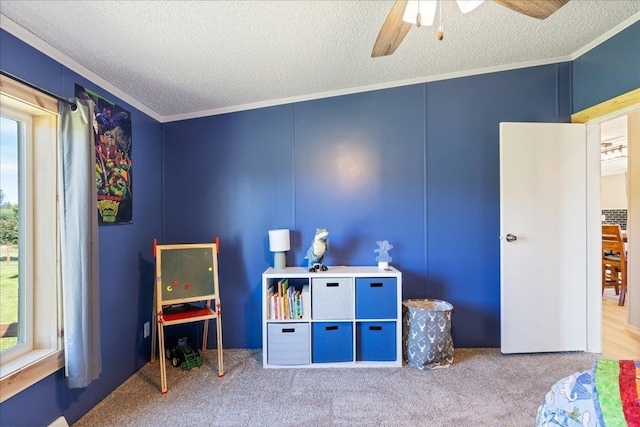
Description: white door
500,122,590,354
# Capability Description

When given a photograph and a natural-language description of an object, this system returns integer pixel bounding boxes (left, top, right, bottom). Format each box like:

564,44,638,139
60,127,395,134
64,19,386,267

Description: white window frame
0,77,63,403
0,107,34,362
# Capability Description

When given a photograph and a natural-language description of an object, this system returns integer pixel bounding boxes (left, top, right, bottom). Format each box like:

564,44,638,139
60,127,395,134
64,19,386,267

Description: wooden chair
602,224,627,306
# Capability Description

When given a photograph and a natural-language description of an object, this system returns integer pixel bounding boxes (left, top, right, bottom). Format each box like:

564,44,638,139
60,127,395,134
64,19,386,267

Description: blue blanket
536,359,640,427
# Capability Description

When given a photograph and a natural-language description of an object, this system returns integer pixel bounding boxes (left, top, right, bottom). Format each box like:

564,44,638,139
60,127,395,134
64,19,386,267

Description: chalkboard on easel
152,240,224,392
156,243,218,305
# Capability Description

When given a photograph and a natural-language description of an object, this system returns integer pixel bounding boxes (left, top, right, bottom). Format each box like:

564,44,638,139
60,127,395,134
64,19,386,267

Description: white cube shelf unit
262,266,402,368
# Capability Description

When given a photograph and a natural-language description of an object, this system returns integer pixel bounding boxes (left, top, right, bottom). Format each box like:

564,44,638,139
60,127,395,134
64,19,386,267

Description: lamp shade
268,229,290,252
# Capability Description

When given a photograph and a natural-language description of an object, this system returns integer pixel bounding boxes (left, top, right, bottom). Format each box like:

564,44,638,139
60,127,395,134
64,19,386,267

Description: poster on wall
76,84,133,225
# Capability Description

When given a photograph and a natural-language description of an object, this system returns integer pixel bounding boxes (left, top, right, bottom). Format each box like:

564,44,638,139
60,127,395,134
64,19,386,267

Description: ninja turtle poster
76,84,133,225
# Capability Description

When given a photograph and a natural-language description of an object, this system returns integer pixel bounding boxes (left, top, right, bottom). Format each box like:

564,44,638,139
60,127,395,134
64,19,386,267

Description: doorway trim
571,88,640,353
572,88,640,124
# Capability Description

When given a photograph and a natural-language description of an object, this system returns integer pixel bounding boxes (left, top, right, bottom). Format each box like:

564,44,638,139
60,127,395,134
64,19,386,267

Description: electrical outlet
144,321,150,338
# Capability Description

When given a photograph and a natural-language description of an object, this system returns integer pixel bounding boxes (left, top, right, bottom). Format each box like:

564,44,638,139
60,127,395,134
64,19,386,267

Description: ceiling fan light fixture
456,0,484,13
403,0,437,26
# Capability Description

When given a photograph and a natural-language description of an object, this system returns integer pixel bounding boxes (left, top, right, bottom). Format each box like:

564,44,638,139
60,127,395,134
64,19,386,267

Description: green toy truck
165,337,203,370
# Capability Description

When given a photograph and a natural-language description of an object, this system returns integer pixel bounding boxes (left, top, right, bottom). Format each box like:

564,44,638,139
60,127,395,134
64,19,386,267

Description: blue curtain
58,99,101,388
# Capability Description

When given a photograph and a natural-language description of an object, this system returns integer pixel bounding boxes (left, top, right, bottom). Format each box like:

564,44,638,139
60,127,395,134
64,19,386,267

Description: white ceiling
601,115,628,176
1,1,639,122
601,115,628,143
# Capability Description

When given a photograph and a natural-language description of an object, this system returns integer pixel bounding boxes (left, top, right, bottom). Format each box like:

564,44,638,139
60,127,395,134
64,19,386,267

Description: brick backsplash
602,209,627,230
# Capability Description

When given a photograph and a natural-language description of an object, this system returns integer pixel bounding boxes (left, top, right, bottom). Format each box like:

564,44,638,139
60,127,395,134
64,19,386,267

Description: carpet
74,348,596,427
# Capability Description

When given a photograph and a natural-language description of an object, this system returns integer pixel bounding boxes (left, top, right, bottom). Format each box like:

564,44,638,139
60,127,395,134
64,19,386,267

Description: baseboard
48,416,69,427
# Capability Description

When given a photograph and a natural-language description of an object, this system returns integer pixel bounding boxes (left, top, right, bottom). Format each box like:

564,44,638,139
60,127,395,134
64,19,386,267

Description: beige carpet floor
73,348,597,427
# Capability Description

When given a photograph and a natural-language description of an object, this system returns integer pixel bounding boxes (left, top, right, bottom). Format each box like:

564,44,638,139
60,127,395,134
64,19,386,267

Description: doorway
572,89,639,356
599,113,637,358
590,105,640,359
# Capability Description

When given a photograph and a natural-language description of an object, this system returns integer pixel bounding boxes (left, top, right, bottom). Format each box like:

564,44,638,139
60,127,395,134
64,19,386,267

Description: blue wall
162,63,572,350
573,21,640,113
0,29,163,426
0,18,637,427
162,105,295,348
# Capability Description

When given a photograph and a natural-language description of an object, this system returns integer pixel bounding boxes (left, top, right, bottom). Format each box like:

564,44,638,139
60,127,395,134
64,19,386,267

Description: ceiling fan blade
371,0,413,58
493,0,569,20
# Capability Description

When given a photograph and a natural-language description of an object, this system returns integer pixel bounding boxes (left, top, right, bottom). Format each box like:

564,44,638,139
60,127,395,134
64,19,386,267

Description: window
0,76,63,402
0,109,33,360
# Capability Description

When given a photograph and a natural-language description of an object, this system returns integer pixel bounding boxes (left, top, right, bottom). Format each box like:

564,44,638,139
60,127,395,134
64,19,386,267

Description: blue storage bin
312,322,353,363
355,278,397,319
356,321,396,361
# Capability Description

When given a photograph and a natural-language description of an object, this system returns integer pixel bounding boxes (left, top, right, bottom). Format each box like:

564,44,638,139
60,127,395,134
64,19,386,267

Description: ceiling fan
372,0,570,57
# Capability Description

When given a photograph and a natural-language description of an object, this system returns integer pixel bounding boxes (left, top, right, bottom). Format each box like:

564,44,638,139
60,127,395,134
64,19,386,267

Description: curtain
59,98,101,388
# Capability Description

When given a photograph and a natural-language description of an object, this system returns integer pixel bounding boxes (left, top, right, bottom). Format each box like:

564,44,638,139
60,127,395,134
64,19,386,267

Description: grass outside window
0,247,19,351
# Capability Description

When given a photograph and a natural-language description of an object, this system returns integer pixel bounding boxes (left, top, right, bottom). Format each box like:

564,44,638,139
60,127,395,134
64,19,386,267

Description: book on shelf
268,279,307,320
267,285,276,320
302,284,310,320
278,278,286,319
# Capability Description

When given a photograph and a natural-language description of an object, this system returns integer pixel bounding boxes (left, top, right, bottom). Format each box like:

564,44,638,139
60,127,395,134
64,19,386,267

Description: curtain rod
0,69,77,111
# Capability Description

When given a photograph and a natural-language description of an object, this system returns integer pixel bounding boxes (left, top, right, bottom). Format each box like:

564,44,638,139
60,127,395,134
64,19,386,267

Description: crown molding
570,11,640,60
163,55,573,122
0,14,164,122
2,11,639,124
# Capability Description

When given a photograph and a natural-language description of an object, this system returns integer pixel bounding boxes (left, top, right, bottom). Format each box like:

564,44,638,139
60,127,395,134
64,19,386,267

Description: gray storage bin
311,278,354,319
267,323,310,365
402,299,454,371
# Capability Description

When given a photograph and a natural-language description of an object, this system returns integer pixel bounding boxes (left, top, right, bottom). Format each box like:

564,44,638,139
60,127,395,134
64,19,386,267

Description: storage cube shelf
262,266,402,368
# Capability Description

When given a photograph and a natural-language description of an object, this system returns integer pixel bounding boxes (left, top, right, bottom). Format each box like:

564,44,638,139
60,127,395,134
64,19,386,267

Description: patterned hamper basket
402,299,454,371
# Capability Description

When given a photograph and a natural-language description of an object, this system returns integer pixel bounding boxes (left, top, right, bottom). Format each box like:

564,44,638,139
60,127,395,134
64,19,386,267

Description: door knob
506,233,518,243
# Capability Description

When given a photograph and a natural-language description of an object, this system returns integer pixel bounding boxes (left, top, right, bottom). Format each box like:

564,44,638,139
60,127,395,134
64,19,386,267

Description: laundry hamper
402,299,454,371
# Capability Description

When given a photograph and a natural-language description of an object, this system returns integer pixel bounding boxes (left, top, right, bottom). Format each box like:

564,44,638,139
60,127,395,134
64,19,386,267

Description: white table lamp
269,229,290,269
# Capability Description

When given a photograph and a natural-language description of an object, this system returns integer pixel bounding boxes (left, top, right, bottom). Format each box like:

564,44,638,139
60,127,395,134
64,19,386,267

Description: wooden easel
151,240,224,394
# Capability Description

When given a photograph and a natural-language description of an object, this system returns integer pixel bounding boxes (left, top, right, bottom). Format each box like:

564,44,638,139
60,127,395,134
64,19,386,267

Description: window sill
0,349,64,403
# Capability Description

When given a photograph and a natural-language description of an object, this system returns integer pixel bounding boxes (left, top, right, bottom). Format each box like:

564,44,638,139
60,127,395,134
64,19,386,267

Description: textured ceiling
1,1,639,122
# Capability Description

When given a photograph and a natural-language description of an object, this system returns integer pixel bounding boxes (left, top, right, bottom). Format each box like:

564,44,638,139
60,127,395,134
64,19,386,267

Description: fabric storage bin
311,277,354,319
267,323,310,365
402,299,454,371
355,277,397,319
356,321,396,361
312,322,353,363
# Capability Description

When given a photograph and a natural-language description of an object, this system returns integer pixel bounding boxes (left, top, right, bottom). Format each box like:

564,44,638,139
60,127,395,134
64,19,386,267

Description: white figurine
305,228,329,272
